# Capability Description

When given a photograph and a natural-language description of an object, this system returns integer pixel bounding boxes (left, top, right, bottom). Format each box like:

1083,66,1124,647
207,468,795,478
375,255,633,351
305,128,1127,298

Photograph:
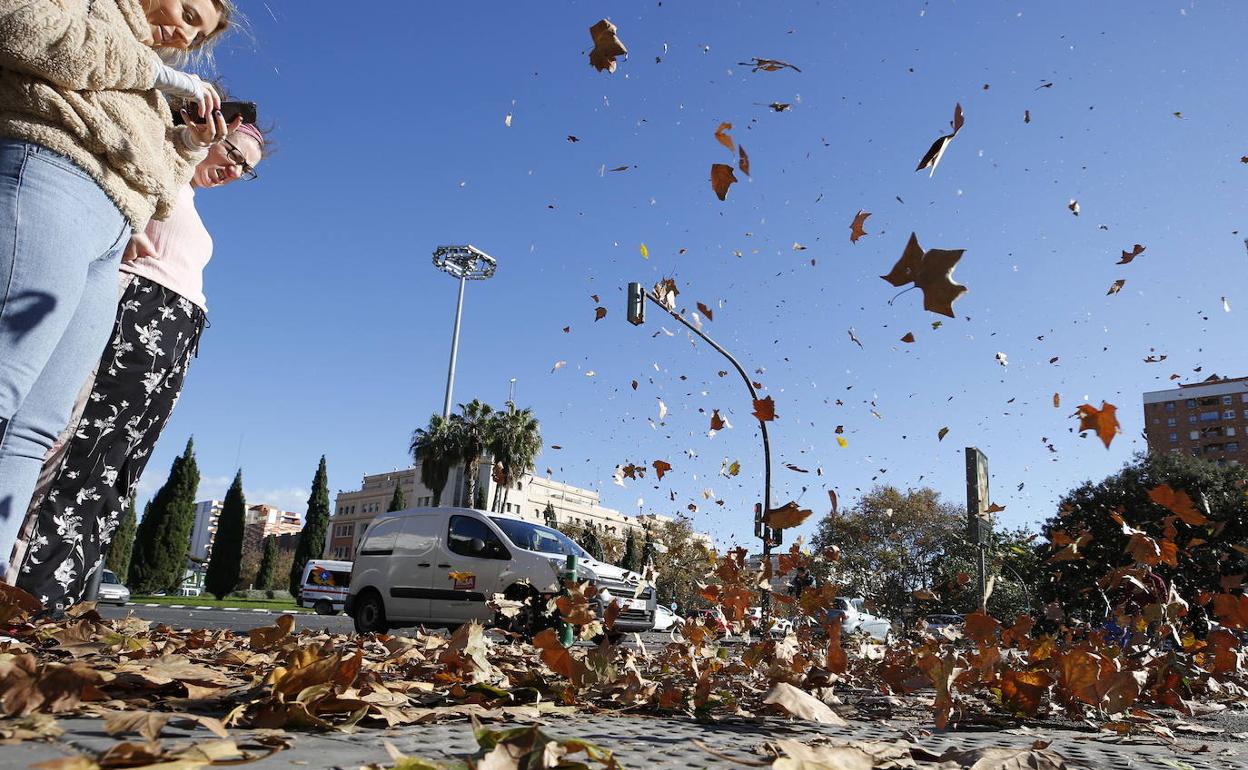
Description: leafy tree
543,502,558,528
387,482,407,512
577,524,604,561
810,485,964,621
1039,451,1248,624
487,404,542,512
106,497,138,581
450,399,494,509
929,525,1043,621
128,438,200,594
254,535,278,589
289,456,331,595
640,526,656,568
651,516,714,611
620,529,640,573
410,415,456,505
205,471,246,599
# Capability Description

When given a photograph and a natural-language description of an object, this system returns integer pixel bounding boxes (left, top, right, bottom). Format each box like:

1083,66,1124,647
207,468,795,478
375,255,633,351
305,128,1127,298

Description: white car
820,597,893,642
97,569,130,605
653,604,684,632
748,606,794,637
347,507,656,635
298,559,353,615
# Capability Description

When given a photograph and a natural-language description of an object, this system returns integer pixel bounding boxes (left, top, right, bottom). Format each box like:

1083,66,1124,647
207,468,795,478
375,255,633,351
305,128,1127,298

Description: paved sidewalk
9,711,1248,769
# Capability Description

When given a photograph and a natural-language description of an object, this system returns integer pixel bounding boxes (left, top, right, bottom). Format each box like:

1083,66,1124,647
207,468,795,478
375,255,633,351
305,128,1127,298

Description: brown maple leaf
1118,244,1145,264
915,103,964,176
696,301,714,321
900,332,915,343
738,57,801,73
880,232,968,318
763,502,812,530
588,19,627,73
593,306,606,321
937,426,949,441
849,210,871,243
709,409,726,431
738,145,750,176
652,459,672,479
752,396,776,422
714,122,734,152
1148,484,1208,526
710,164,737,201
1076,401,1119,448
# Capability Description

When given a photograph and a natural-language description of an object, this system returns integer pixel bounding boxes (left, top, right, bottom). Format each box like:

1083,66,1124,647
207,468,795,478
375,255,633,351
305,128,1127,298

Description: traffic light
626,282,646,326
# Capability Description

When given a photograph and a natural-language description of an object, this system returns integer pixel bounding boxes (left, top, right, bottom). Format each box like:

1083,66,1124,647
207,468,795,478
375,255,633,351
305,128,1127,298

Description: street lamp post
433,245,497,419
625,282,778,616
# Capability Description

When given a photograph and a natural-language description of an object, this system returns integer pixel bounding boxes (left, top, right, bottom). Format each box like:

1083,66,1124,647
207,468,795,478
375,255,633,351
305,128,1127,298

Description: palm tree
450,399,494,509
410,414,456,505
488,404,542,512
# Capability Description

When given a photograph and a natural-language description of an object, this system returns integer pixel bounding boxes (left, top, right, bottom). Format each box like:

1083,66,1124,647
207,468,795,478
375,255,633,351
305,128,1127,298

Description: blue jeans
0,139,130,579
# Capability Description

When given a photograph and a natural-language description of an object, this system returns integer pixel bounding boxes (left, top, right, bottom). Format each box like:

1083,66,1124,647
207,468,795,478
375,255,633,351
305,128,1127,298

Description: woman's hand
123,232,158,263
181,108,242,148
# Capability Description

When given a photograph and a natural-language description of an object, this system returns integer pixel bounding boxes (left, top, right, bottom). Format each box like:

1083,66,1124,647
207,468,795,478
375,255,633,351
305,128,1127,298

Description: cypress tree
290,456,331,595
128,438,200,594
254,535,278,590
640,527,656,569
542,502,557,528
106,497,138,581
387,481,407,512
620,529,639,573
578,525,604,561
205,471,246,599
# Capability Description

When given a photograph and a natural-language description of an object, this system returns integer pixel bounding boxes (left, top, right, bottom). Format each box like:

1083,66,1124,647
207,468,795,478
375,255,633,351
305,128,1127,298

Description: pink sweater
120,185,212,310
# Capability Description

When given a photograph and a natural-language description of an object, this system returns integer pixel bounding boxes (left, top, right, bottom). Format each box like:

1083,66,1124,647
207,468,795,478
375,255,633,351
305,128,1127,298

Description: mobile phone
173,101,258,126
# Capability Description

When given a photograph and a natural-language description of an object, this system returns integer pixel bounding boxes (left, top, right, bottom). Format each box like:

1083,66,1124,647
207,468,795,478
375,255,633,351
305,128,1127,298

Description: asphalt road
93,602,682,645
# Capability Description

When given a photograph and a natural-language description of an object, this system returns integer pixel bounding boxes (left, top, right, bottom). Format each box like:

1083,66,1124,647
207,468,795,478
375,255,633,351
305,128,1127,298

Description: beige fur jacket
0,0,205,227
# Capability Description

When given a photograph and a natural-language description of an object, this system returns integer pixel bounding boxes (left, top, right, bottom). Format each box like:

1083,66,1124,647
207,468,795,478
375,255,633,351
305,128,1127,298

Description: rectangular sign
965,447,990,545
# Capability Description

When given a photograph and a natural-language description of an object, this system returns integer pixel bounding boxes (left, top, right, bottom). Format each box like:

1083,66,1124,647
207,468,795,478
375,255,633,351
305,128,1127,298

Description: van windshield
490,518,588,559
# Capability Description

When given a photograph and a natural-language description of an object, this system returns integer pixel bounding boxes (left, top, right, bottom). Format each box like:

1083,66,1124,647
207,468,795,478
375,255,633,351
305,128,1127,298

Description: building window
1228,427,1237,437
1166,417,1176,427
1242,393,1248,403
1200,411,1221,422
1169,432,1178,443
1193,447,1202,456
1187,431,1198,440
1167,401,1177,411
1184,399,1195,408
1226,410,1237,420
1189,415,1198,424
1224,395,1234,406
1229,442,1240,453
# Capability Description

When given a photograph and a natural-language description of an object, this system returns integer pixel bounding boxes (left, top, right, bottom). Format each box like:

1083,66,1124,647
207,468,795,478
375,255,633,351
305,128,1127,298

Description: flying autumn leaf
1023,109,1031,123
714,122,734,152
752,396,776,422
901,332,915,343
709,409,726,431
836,435,848,448
915,103,964,177
588,19,627,73
849,210,871,243
652,459,672,479
710,164,737,200
937,426,949,441
880,232,968,318
1053,392,1061,408
1068,199,1080,216
738,145,750,176
739,57,801,73
1118,244,1145,264
768,102,792,112
1148,484,1208,526
639,243,648,259
764,502,812,530
1076,401,1120,448
696,301,714,321
594,306,607,321
1107,279,1126,296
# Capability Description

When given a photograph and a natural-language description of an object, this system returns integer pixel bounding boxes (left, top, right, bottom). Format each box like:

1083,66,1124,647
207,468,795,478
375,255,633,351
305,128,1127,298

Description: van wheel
314,599,334,616
352,591,388,634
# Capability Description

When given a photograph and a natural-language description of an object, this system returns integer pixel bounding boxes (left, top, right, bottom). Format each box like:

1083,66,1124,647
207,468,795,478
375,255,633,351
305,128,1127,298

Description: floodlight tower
433,245,497,419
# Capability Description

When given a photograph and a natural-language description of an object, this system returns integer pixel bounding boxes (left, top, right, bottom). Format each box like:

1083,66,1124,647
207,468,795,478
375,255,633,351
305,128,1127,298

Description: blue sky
144,1,1248,548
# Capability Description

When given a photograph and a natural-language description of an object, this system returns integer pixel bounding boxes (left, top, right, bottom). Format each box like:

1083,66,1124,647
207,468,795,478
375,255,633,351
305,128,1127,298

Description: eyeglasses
221,138,258,181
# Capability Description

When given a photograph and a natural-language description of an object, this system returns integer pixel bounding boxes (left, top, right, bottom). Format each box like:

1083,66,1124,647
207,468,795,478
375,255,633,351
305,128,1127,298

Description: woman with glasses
11,121,266,612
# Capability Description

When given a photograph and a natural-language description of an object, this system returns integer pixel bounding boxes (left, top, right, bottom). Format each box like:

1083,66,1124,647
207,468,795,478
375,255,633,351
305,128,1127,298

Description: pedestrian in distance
0,0,238,580
14,114,267,610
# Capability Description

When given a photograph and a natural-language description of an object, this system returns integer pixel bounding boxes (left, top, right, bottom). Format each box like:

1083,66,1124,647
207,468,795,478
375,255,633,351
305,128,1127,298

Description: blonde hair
157,0,243,70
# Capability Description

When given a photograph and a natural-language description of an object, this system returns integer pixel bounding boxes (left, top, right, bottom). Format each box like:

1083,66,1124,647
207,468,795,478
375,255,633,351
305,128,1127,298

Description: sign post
964,447,991,611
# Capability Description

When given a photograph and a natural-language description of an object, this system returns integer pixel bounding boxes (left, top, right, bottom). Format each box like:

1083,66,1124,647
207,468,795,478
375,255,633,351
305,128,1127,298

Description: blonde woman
0,0,237,578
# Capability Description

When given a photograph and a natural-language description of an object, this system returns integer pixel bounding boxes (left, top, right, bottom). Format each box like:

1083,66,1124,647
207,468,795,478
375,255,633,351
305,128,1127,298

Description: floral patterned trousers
15,275,204,609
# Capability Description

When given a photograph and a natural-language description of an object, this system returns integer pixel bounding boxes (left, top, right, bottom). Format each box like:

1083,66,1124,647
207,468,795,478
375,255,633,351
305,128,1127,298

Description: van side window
448,515,509,560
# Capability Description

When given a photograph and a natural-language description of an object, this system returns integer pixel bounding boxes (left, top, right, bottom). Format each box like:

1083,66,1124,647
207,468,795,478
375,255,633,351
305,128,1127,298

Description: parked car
298,559,353,615
346,507,656,635
653,604,684,632
694,608,729,636
924,614,965,635
748,606,794,637
817,597,894,642
97,569,130,606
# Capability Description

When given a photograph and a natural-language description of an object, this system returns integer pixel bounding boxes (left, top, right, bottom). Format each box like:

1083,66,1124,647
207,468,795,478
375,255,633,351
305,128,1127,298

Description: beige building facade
324,466,710,560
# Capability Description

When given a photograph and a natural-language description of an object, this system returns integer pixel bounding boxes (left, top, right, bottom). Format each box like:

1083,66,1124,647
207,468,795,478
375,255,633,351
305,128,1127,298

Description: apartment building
1143,376,1248,465
189,500,224,560
190,499,302,560
324,466,710,559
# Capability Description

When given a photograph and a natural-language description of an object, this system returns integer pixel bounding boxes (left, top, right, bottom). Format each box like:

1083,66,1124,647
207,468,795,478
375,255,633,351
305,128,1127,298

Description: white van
298,559,353,615
345,507,656,635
